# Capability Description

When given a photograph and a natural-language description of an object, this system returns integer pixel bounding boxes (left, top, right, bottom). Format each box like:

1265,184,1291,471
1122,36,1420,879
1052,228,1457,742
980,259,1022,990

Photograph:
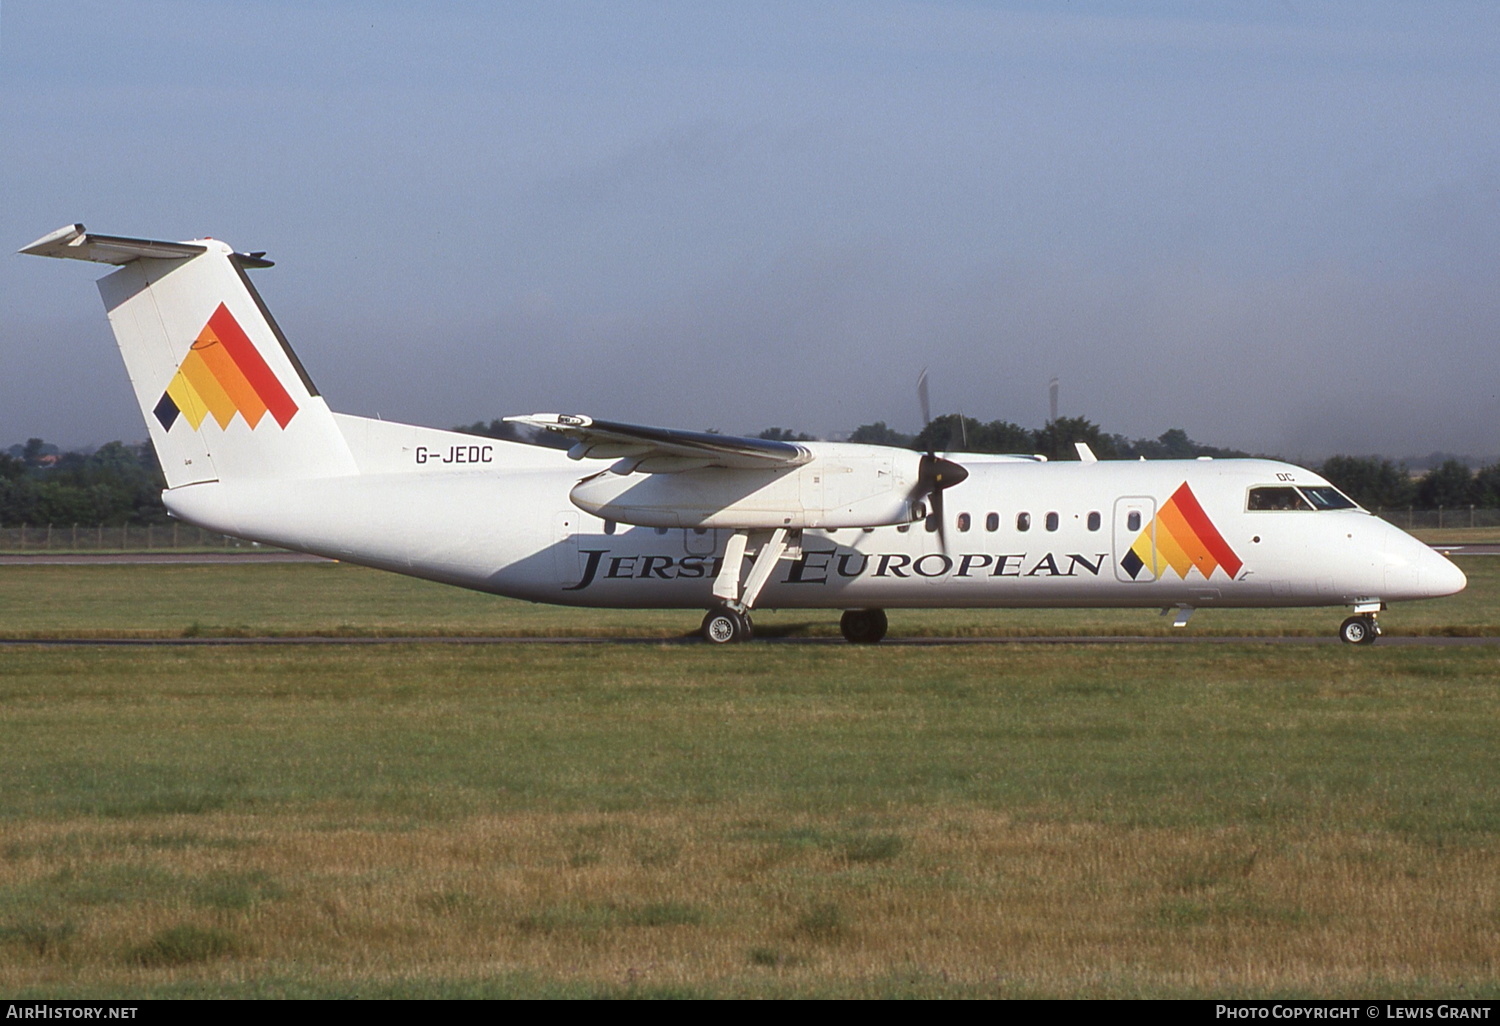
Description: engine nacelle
569,443,926,530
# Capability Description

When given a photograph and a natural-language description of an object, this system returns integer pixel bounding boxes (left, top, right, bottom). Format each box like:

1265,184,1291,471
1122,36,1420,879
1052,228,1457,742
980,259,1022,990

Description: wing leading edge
505,414,813,473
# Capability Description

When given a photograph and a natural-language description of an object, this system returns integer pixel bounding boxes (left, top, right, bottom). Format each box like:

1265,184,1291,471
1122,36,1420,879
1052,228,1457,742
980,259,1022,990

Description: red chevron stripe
205,304,298,428
1167,482,1243,578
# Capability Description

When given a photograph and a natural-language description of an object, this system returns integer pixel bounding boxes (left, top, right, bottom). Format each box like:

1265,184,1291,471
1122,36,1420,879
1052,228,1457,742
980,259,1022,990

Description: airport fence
0,523,281,553
1373,507,1500,530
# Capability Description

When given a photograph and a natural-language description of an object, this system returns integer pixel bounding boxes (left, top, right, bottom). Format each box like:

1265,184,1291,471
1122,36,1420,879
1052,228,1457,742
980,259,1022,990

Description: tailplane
21,225,356,488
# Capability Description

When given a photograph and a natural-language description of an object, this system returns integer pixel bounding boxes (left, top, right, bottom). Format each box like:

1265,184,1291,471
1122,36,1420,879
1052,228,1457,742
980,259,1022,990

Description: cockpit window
1247,486,1312,511
1300,486,1357,510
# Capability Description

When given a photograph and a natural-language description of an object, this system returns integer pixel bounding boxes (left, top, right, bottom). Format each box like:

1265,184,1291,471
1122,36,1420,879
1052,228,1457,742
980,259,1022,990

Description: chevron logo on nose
1121,482,1243,581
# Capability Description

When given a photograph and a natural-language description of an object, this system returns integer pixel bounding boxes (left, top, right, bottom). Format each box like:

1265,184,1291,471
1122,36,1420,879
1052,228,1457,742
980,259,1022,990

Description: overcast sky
3,1,1497,461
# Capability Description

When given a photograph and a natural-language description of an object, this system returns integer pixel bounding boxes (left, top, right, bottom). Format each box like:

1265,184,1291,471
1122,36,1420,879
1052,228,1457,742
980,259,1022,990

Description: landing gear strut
699,527,797,644
1339,614,1380,645
840,608,888,644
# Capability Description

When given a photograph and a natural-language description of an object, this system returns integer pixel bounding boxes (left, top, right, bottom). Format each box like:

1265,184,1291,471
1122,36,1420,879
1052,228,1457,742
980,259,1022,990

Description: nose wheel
702,606,753,644
1339,614,1380,645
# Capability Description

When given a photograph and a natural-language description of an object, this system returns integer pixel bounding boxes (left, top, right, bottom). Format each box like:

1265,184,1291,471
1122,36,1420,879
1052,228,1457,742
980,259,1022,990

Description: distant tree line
846,417,1250,463
5,418,1499,527
0,439,167,526
1318,455,1500,510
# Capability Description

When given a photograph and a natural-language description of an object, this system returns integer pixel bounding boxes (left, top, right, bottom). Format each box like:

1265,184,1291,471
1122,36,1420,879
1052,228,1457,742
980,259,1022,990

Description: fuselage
162,433,1465,613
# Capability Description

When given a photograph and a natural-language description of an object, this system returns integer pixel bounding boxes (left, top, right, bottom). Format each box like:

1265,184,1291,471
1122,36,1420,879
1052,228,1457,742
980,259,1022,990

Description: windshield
1300,486,1358,510
1247,486,1312,511
1247,485,1359,511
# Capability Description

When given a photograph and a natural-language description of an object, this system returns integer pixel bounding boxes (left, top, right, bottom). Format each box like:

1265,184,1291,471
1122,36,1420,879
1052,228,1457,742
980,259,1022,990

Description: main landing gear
839,608,888,644
702,605,892,645
700,527,794,644
697,526,894,645
1339,614,1381,645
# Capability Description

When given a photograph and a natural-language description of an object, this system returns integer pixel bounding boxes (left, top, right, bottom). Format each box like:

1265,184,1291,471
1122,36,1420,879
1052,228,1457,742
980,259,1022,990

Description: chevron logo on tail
154,304,298,431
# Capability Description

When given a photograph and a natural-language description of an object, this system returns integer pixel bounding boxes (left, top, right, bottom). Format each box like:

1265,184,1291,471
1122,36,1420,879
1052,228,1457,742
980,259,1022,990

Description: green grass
0,556,1494,638
1,644,1495,828
0,642,1497,997
0,557,1496,997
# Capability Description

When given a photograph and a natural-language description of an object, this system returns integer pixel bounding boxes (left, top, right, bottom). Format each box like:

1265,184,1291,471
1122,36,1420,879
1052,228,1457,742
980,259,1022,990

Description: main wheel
840,608,889,644
1339,615,1378,645
702,607,750,644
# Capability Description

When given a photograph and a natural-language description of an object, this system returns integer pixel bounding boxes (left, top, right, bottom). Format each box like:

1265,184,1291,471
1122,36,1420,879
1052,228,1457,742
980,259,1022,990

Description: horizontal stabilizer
19,224,271,267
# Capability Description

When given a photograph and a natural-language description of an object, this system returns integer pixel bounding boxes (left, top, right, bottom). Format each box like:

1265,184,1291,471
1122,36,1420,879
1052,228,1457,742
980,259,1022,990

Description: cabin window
655,526,669,535
1300,486,1357,510
957,513,971,532
604,520,617,536
1087,511,1101,531
925,513,940,533
897,524,910,533
1127,511,1141,532
985,512,999,532
1247,486,1312,512
1045,512,1059,532
1017,512,1031,532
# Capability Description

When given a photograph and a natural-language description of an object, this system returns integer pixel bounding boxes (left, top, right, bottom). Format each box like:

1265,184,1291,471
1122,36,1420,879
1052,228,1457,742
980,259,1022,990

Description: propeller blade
911,370,965,548
917,367,931,429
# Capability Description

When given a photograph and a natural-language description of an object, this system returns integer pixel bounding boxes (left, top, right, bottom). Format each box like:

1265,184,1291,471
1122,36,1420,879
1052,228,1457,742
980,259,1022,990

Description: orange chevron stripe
1154,517,1196,578
1166,483,1242,578
1156,496,1220,578
192,332,269,428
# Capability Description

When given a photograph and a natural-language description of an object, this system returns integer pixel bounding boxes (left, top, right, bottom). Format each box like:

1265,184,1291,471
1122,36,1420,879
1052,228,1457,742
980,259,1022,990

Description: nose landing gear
1338,614,1380,645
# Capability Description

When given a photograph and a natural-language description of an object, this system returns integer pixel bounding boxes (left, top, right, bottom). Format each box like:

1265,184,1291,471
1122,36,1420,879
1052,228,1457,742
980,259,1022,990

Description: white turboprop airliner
23,224,1466,644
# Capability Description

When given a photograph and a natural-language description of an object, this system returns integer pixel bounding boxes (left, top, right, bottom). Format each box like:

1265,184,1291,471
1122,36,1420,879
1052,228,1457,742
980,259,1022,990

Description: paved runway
2,634,1496,647
0,552,328,565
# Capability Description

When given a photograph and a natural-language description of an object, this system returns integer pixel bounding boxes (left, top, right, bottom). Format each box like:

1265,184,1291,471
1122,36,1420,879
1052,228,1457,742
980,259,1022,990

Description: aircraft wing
504,414,813,472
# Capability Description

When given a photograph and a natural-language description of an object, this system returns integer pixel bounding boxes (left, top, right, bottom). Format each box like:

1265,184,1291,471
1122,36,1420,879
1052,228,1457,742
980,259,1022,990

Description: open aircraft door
1113,497,1157,582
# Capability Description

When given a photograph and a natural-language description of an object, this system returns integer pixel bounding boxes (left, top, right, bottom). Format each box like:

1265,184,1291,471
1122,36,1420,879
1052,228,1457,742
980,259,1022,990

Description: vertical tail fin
21,225,356,488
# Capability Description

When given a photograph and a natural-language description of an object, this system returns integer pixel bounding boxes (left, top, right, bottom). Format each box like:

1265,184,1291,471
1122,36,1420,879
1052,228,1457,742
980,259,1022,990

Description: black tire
702,607,751,644
840,608,889,644
1339,615,1378,645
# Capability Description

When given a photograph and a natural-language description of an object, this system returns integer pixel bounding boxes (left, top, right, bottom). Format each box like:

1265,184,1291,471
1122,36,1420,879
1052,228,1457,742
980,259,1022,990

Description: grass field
0,561,1497,998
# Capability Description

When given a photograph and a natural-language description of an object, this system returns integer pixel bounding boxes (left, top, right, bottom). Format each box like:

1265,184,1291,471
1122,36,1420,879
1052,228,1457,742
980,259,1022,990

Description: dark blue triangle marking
154,392,179,430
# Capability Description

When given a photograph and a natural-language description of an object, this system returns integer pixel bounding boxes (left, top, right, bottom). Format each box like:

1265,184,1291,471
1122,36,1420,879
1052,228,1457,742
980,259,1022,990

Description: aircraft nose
1419,546,1467,598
